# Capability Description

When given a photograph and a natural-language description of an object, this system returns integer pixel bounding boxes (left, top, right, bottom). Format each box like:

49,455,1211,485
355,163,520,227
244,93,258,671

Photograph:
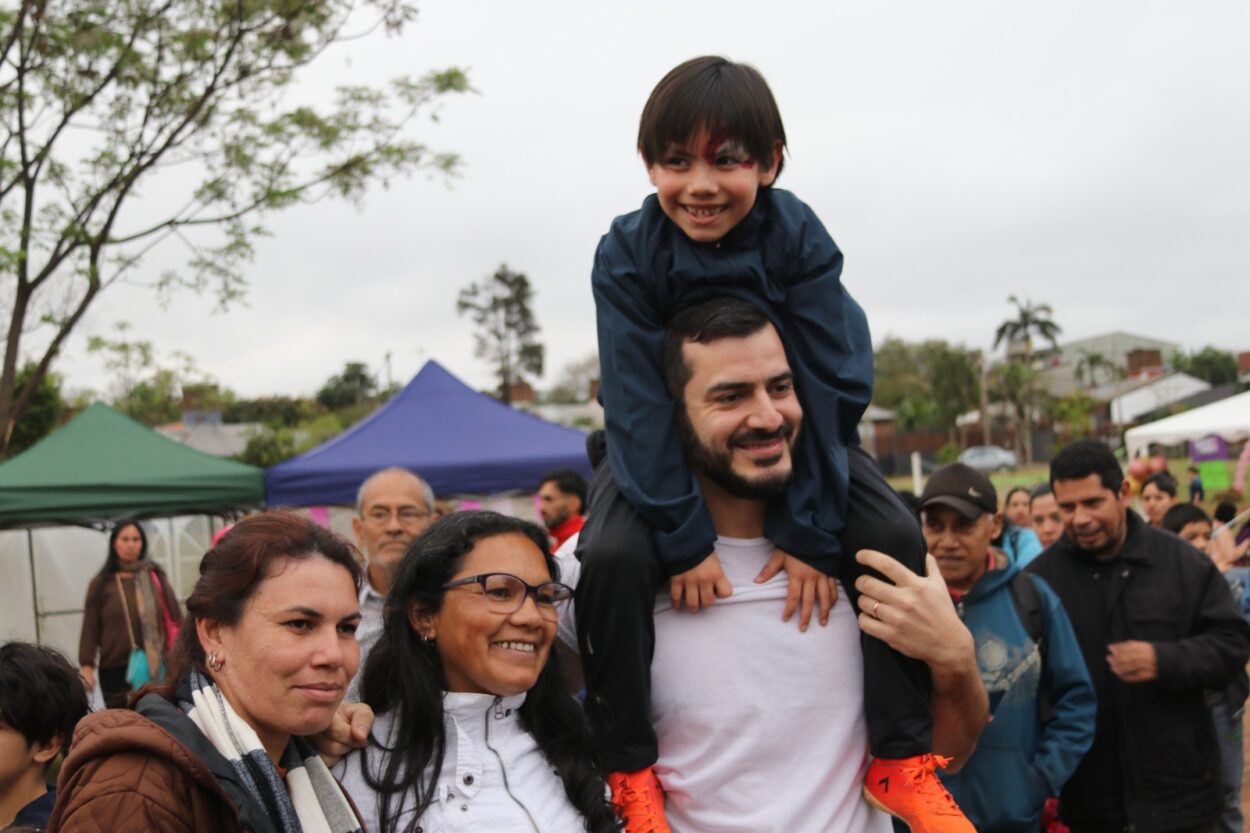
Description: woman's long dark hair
359,510,617,833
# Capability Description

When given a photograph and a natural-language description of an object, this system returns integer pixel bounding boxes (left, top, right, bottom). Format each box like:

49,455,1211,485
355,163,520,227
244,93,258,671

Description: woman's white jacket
338,691,588,833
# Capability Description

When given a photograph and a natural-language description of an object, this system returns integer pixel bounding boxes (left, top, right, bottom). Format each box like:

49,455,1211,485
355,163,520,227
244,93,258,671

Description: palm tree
992,296,1062,463
1074,349,1121,389
993,296,1062,362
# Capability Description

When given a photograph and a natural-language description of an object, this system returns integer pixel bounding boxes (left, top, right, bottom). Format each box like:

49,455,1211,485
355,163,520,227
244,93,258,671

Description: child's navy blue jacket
591,188,873,576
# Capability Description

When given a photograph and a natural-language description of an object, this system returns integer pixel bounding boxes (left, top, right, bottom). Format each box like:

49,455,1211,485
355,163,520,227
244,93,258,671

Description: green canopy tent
0,403,263,646
0,402,264,527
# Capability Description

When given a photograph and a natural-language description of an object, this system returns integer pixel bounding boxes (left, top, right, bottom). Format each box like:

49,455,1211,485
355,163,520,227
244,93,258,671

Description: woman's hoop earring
206,652,223,672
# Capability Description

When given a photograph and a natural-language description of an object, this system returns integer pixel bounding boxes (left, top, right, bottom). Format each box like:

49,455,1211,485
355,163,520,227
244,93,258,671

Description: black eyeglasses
441,572,574,620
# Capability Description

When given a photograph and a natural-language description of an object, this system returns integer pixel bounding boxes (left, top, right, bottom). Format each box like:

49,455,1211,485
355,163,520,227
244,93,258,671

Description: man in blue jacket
918,464,1096,833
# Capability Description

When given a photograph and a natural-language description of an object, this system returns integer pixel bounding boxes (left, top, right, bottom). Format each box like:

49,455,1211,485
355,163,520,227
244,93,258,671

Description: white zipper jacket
338,691,588,833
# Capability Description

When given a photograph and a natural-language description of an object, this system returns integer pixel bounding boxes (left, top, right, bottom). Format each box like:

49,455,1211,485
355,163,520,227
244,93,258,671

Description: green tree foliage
457,264,544,404
224,395,316,427
0,0,471,456
87,321,211,424
1172,347,1239,386
236,424,298,468
926,341,980,432
1050,391,1099,441
316,361,377,410
872,337,926,411
872,337,979,435
6,362,62,456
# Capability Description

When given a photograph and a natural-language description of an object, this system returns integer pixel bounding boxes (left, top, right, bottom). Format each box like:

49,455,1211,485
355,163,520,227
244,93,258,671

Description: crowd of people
3,54,1250,833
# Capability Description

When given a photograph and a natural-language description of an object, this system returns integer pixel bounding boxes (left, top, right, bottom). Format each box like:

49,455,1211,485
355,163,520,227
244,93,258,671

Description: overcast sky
48,0,1250,401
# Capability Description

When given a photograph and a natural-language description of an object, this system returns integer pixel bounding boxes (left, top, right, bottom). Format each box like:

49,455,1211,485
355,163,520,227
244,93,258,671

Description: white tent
1124,390,1250,458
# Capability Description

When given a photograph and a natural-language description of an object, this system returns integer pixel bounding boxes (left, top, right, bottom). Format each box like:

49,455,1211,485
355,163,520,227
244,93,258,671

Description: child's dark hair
1161,503,1211,535
1143,471,1178,498
1214,501,1238,525
639,56,787,179
1049,439,1123,493
0,641,90,762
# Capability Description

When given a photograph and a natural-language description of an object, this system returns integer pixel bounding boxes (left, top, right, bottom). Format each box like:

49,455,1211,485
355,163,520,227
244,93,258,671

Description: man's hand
80,665,95,692
670,552,732,612
754,548,837,631
1107,640,1158,683
310,701,374,767
854,550,973,670
854,549,987,769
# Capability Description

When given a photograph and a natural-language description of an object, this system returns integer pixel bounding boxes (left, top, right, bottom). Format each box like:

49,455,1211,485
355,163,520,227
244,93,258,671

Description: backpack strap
1008,571,1052,723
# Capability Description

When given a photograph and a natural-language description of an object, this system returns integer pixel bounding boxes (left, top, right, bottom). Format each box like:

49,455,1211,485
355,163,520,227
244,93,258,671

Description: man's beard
680,417,794,501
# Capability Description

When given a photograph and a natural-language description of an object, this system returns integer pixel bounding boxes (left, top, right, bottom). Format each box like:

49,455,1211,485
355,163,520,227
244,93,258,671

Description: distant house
1034,331,1180,397
157,418,261,458
1091,372,1211,425
517,400,604,431
858,405,896,459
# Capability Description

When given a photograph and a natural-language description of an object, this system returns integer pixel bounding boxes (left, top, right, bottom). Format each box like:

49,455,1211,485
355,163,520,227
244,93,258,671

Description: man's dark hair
638,56,787,180
539,468,588,514
0,642,90,764
1049,439,1124,492
1214,501,1238,525
1161,503,1211,535
1143,471,1178,498
663,297,773,401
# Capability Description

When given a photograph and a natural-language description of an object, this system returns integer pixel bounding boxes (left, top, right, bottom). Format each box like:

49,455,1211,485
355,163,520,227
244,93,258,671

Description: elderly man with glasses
347,466,436,700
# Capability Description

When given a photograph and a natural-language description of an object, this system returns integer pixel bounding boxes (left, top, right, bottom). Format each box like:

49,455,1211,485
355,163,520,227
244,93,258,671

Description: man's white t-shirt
557,534,890,833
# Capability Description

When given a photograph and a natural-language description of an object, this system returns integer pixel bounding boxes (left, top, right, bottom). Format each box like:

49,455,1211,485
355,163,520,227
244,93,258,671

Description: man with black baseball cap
919,463,1096,833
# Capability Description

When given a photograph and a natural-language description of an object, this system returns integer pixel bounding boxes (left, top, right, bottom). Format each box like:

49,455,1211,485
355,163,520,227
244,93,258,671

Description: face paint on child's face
648,129,778,244
700,134,756,169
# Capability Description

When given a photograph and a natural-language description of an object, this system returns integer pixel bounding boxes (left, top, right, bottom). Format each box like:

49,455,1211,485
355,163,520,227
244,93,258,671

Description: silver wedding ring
872,600,881,619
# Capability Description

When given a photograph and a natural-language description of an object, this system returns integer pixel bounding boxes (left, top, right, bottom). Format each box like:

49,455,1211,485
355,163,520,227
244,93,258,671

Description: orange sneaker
608,767,672,833
863,754,975,833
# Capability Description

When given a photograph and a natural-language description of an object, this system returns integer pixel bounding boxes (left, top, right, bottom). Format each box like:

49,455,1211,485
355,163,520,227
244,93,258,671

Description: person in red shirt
538,469,587,549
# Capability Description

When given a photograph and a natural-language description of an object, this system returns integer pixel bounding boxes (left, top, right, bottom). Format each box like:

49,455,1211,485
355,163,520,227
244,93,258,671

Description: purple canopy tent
265,361,592,505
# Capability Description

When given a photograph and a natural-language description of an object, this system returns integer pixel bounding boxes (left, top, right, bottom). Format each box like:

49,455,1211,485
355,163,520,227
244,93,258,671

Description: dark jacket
1027,512,1250,832
592,188,872,574
941,553,1096,833
51,693,284,833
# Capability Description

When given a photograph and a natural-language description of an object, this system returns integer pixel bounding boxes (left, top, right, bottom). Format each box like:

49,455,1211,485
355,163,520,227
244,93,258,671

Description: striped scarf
179,670,362,833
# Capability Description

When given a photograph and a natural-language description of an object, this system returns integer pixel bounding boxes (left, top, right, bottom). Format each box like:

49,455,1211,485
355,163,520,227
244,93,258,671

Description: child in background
576,56,971,833
0,642,90,832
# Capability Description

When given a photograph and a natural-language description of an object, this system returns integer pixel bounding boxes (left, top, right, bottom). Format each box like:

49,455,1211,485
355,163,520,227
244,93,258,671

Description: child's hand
670,552,733,612
754,548,837,631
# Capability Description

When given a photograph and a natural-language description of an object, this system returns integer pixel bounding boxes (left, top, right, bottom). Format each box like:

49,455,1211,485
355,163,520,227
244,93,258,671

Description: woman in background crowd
77,521,180,708
994,487,1044,567
1002,486,1032,530
1140,471,1178,527
339,510,617,833
53,512,366,833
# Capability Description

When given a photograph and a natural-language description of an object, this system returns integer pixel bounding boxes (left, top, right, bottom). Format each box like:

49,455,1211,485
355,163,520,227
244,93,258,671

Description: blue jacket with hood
940,552,1097,833
592,188,872,575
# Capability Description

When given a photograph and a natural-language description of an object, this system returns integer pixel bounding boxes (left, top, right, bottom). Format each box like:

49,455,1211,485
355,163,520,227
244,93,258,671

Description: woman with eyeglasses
337,510,618,833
